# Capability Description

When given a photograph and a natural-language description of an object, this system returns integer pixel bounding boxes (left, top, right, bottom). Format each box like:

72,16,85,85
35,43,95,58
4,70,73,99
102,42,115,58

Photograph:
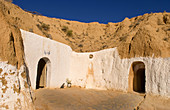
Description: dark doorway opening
128,61,145,93
36,58,50,89
133,68,145,93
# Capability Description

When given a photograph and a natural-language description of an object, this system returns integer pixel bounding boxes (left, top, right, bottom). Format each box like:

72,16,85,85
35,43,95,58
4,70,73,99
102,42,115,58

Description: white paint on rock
21,29,170,98
0,62,33,110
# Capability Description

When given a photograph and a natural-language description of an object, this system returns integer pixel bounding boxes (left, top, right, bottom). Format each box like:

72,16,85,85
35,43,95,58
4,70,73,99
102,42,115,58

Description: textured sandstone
0,1,33,109
0,0,170,109
0,0,169,58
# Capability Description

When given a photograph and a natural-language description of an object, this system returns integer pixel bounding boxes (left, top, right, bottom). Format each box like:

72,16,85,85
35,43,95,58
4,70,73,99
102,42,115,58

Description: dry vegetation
0,0,170,59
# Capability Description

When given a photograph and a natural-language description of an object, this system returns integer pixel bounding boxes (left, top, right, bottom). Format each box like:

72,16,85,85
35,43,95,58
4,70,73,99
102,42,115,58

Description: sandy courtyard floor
34,87,170,110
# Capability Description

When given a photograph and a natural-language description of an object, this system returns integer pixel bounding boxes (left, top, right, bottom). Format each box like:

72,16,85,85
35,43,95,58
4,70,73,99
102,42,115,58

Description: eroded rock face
0,1,24,66
0,0,33,109
0,0,170,108
0,0,169,58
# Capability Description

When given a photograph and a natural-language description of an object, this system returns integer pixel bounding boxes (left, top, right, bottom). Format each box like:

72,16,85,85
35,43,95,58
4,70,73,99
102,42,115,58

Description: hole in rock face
89,54,93,59
8,10,10,14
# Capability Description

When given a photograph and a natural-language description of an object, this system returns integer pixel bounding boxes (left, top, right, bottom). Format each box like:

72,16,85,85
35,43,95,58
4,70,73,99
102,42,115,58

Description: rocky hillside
0,0,169,109
0,0,170,60
0,1,33,109
0,0,24,67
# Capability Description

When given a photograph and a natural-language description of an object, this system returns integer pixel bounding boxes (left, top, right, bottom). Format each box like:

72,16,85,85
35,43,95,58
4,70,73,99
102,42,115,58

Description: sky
13,0,170,24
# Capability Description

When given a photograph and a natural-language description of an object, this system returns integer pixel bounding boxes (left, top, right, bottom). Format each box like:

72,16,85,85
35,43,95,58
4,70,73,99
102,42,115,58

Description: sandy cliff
0,0,169,59
0,0,170,109
0,0,33,109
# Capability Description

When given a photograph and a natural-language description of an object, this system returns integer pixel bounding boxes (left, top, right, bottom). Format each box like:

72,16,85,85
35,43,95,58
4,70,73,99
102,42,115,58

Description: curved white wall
21,30,72,89
70,49,170,97
21,29,170,98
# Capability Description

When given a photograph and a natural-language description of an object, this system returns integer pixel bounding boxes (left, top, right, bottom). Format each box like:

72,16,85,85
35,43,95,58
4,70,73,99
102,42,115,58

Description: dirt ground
34,87,142,110
34,87,170,110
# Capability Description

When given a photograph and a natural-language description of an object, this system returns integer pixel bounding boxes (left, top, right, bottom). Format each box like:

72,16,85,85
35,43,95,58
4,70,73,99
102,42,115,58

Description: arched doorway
128,61,145,93
36,58,51,89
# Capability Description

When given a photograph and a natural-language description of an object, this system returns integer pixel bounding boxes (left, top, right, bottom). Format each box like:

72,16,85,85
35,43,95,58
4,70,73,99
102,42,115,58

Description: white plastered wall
70,48,170,97
21,30,170,98
21,30,72,89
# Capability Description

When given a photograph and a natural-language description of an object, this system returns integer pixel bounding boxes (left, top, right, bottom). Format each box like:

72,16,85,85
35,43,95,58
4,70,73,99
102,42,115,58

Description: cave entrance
36,58,51,89
128,61,145,93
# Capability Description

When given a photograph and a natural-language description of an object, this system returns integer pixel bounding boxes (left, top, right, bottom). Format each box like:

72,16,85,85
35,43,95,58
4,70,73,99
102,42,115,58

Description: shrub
119,36,127,41
42,32,52,39
66,22,70,25
61,26,68,32
78,44,83,47
62,26,73,36
67,30,73,36
41,23,50,31
47,34,52,39
29,28,33,32
36,22,50,31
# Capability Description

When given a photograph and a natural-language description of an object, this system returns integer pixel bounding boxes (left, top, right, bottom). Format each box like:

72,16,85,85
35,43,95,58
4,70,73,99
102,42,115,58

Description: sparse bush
129,21,140,28
41,23,50,31
47,34,52,39
29,28,33,32
36,24,41,30
102,45,108,49
62,26,73,36
42,32,52,39
66,22,70,25
61,26,68,32
136,22,140,25
24,9,42,16
131,22,140,28
78,44,83,47
67,30,73,36
119,36,127,41
163,10,167,13
36,22,50,31
129,25,133,28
